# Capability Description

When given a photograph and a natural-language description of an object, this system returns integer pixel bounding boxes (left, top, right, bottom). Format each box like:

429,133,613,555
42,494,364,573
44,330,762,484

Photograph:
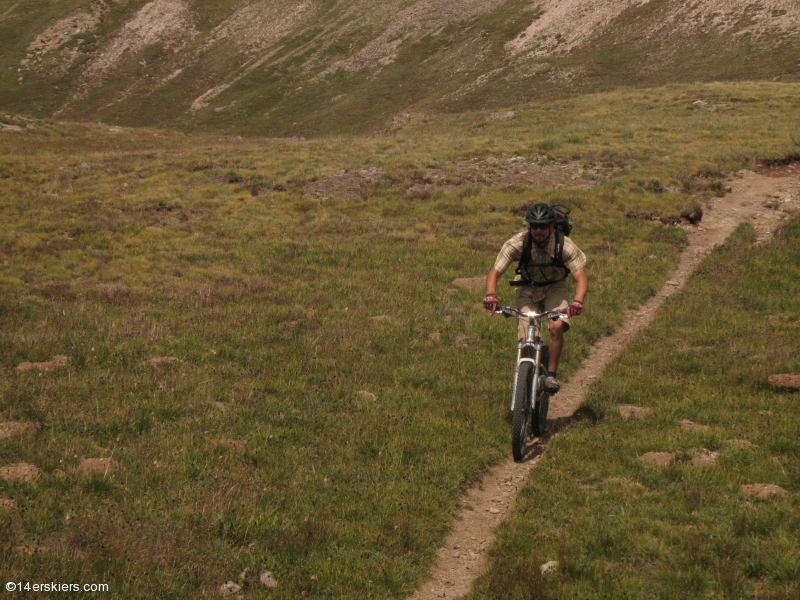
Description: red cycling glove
567,300,583,318
483,293,499,314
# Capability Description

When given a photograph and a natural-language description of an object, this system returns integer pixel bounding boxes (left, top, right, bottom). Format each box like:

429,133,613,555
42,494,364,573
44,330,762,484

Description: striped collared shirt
493,229,586,284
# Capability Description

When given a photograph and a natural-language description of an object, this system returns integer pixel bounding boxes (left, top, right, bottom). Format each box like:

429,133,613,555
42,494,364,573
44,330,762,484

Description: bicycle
493,305,567,462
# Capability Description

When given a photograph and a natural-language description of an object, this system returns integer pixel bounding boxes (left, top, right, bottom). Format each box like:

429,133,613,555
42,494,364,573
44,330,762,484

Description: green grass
470,220,800,599
0,83,798,597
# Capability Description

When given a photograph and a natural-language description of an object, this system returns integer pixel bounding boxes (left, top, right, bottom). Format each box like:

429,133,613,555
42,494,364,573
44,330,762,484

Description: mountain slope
1,0,799,135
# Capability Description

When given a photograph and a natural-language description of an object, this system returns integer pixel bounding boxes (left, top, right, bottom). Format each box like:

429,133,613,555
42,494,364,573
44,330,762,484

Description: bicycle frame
495,306,565,411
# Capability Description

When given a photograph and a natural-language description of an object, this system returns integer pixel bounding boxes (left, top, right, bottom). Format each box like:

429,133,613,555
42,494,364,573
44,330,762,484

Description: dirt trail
408,170,799,600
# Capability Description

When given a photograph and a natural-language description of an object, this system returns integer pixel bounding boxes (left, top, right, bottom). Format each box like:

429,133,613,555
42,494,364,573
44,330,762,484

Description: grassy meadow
0,82,799,597
471,220,800,600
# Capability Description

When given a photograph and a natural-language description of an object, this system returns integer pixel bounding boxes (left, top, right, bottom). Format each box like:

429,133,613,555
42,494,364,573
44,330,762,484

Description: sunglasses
529,223,551,230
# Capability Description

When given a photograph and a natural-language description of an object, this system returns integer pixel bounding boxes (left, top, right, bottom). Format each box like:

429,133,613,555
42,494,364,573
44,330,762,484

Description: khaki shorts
515,279,571,340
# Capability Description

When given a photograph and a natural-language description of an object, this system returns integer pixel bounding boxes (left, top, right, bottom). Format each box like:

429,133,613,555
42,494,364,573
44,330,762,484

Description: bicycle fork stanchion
510,342,523,411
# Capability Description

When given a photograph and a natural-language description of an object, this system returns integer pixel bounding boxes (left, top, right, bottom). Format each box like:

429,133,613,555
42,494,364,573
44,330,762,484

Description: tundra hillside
1,83,799,597
0,0,799,135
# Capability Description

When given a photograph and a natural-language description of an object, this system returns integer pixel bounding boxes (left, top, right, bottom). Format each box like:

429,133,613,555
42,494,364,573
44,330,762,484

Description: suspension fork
530,341,542,410
527,321,543,411
510,341,524,410
510,321,542,411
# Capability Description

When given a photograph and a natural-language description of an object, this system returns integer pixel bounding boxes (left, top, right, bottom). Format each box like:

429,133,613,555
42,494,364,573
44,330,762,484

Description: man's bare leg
547,319,564,373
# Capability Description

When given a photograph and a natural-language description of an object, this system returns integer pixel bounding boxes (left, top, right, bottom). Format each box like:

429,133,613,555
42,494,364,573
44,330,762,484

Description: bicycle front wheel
511,361,533,462
531,346,550,436
532,389,549,436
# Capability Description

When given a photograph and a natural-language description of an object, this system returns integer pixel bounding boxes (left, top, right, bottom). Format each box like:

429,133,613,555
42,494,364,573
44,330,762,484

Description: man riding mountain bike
483,203,588,393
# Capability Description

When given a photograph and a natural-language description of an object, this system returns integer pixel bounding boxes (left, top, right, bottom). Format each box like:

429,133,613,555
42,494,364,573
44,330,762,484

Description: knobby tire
531,346,550,436
511,361,533,462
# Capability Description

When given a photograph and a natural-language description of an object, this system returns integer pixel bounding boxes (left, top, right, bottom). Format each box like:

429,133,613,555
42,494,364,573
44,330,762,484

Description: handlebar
493,304,567,320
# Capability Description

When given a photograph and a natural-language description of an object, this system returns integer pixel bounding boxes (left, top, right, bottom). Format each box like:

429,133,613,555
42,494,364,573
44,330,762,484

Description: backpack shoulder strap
515,231,533,273
553,230,564,267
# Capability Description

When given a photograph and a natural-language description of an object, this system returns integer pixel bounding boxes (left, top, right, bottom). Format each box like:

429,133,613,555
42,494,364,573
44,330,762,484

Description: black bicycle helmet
525,203,555,225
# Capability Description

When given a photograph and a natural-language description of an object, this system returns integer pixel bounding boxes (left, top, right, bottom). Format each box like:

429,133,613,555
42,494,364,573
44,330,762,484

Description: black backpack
511,205,572,287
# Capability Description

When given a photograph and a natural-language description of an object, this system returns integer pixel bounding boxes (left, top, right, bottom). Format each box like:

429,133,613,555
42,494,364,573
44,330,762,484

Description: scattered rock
689,449,719,467
724,439,759,451
491,111,516,120
488,508,499,514
617,405,652,420
679,419,710,431
219,581,241,595
0,421,38,439
144,356,182,366
740,484,789,499
638,452,676,467
357,390,377,402
15,544,50,555
539,560,559,575
429,331,441,343
78,458,121,475
15,355,69,373
0,462,40,483
260,571,278,588
209,439,246,451
768,374,800,389
0,499,17,509
451,277,485,291
680,206,703,225
1,123,24,132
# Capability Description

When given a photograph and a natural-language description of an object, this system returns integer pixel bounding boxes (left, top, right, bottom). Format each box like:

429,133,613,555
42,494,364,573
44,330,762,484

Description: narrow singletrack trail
408,170,800,600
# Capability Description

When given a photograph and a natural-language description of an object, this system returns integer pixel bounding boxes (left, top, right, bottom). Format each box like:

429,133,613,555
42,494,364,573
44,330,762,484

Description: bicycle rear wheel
511,361,533,462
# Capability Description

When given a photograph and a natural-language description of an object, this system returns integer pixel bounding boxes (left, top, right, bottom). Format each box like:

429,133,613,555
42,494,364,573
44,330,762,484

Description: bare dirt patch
15,355,69,373
639,452,677,467
212,401,231,413
78,458,121,475
407,170,799,599
689,449,719,467
617,405,652,420
768,373,800,389
208,439,246,452
0,421,38,439
144,356,183,367
0,498,17,509
741,484,789,499
725,439,759,451
303,167,384,200
680,419,711,431
0,462,40,483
